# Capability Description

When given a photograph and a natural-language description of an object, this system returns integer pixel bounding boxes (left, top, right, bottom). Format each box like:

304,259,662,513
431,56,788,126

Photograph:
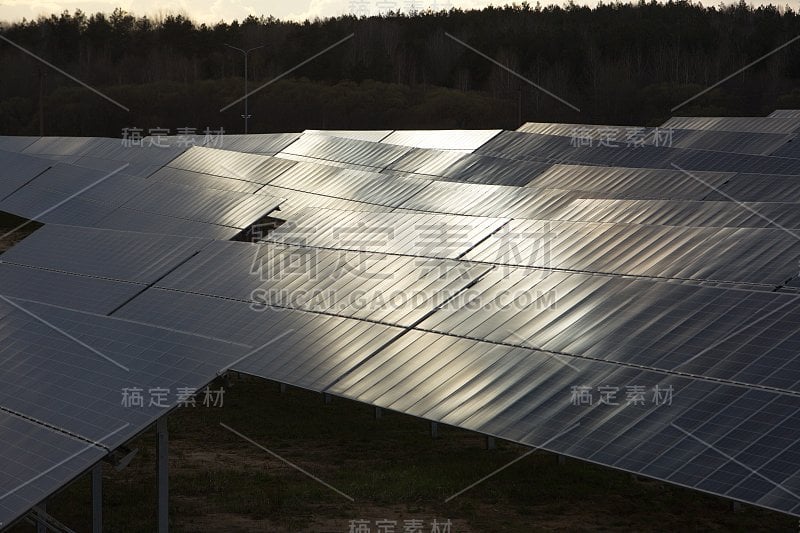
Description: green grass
8,375,797,532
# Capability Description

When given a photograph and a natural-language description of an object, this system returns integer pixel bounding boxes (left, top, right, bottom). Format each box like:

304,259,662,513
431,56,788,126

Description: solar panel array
2,110,800,525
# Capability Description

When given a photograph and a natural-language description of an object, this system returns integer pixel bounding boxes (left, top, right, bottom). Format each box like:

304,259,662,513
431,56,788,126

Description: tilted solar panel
327,329,800,516
266,208,509,259
464,219,800,285
118,181,284,229
278,133,414,169
1,224,211,284
380,130,501,151
166,146,297,184
0,410,106,528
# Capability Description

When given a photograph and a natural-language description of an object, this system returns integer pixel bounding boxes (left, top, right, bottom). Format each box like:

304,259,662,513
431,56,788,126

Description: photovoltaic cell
464,219,800,285
92,208,241,240
415,267,800,391
550,198,800,229
166,146,297,184
267,161,430,207
119,181,284,228
380,130,501,151
327,329,800,516
278,133,413,169
0,410,106,527
1,225,212,284
0,263,143,314
304,130,393,142
155,240,491,327
112,288,405,390
529,164,734,199
662,116,800,134
266,208,509,259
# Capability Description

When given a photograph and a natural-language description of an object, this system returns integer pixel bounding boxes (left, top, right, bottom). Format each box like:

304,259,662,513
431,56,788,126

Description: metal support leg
430,421,438,439
731,501,742,513
279,383,287,394
157,417,169,533
557,454,566,465
92,464,102,533
323,393,332,404
485,436,496,450
36,503,46,533
374,407,382,420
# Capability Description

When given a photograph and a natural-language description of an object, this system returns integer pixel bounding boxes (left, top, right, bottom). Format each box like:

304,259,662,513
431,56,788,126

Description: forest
1,1,799,136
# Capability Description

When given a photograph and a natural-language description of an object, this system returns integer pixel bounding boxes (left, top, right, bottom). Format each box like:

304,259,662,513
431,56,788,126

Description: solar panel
528,164,734,199
380,130,501,151
166,146,297,184
328,328,800,516
551,198,800,228
91,208,241,240
0,298,253,443
22,137,111,158
0,136,39,152
516,123,794,156
0,409,106,527
770,110,800,118
415,267,800,390
385,148,472,177
15,163,148,206
112,288,405,390
154,240,491,326
0,151,54,201
266,208,509,259
119,181,284,229
1,225,212,284
477,131,800,175
662,116,800,134
769,136,800,159
215,133,302,155
436,153,553,185
0,263,143,314
304,130,393,142
278,133,413,169
464,219,800,285
707,173,800,202
275,152,378,172
256,184,397,218
267,161,430,207
0,188,118,226
149,167,265,194
397,180,576,219
7,121,800,525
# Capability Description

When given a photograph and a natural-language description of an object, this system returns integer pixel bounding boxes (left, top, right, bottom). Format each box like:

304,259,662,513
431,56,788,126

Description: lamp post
224,44,264,134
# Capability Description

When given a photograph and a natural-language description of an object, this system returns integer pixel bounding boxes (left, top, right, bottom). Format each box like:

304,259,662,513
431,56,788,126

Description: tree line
1,1,799,136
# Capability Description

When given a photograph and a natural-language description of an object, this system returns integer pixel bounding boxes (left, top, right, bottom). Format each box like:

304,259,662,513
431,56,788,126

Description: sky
0,0,501,24
2,0,799,25
1,0,796,25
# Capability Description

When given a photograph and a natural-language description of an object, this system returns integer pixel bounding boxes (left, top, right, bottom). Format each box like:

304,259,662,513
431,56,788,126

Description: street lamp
224,43,264,134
